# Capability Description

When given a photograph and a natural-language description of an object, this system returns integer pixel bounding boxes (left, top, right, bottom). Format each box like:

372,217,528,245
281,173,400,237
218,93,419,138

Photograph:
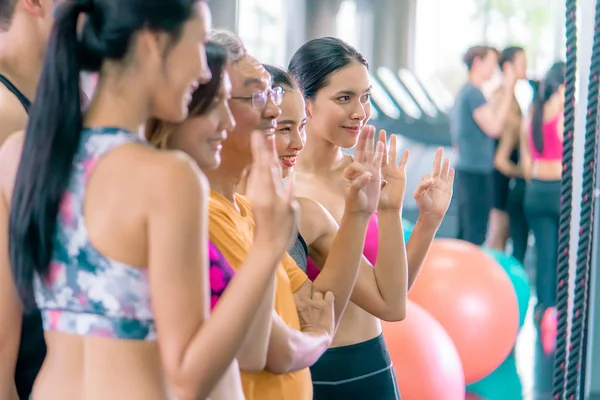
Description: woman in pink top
520,61,565,324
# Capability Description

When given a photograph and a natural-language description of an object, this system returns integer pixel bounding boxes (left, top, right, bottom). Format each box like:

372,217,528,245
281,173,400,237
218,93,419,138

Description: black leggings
523,179,561,308
455,170,493,245
311,334,400,400
506,178,529,264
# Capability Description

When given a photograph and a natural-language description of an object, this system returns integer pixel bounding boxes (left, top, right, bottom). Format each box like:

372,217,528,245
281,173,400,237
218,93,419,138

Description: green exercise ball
402,219,414,243
482,247,531,328
466,352,523,400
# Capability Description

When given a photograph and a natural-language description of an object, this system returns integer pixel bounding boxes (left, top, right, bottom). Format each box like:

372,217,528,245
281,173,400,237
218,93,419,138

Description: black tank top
289,233,308,272
0,74,46,400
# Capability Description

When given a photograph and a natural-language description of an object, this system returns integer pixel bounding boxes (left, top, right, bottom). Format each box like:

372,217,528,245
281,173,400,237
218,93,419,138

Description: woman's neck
84,75,149,134
297,130,347,173
0,29,44,100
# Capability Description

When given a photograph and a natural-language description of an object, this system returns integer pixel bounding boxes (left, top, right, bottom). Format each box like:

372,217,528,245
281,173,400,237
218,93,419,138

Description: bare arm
302,199,370,325
520,114,533,182
0,134,25,399
148,156,283,400
404,218,438,290
473,88,514,138
494,126,522,177
208,362,245,400
265,310,332,374
235,274,275,372
306,203,408,322
557,113,565,142
0,104,27,148
0,195,22,400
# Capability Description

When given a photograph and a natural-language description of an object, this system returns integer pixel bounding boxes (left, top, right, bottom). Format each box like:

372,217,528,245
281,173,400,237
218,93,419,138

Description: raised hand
246,132,298,250
378,131,410,211
413,147,454,227
295,290,336,339
343,125,384,215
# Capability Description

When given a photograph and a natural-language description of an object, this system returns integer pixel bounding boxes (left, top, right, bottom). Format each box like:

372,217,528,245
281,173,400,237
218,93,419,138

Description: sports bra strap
0,74,31,113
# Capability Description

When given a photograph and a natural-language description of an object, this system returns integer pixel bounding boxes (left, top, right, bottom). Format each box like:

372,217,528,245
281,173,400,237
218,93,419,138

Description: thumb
324,291,335,306
344,163,368,180
417,179,434,192
347,172,371,195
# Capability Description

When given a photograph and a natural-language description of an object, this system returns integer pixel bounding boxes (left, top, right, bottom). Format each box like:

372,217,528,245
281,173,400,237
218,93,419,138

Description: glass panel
398,69,439,117
237,0,286,66
416,73,455,113
370,75,402,120
376,68,422,119
370,106,380,121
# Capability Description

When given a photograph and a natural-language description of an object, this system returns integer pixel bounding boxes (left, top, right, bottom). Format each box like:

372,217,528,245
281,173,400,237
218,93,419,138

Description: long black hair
531,62,566,153
288,37,368,100
145,41,228,148
10,0,198,308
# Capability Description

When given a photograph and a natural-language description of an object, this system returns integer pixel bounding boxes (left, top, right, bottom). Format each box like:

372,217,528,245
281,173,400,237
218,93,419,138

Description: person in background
450,45,516,246
0,0,56,145
0,1,58,397
490,46,530,263
521,61,565,323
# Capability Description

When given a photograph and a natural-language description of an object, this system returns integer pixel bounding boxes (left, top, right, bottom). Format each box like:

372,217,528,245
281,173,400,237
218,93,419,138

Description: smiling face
305,60,372,148
167,71,235,170
146,2,212,123
223,55,281,169
274,86,307,177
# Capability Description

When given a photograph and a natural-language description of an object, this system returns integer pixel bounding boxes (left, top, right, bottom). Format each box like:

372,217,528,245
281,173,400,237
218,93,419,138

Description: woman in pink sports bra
521,61,565,326
288,38,455,399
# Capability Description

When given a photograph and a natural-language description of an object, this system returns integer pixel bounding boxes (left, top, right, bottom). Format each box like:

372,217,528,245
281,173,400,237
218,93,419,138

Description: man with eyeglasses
205,30,347,400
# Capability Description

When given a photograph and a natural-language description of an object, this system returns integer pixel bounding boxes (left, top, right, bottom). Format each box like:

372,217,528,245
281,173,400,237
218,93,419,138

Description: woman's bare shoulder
113,143,209,200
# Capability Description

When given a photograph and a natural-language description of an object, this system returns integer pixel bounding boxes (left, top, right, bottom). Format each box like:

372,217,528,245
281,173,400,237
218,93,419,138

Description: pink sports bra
529,113,563,161
306,212,379,281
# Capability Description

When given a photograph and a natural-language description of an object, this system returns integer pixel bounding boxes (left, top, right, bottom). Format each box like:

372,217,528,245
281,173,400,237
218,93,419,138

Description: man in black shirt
0,1,57,398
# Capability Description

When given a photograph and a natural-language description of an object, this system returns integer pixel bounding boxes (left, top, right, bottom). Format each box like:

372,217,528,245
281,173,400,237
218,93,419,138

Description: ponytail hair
9,0,197,309
10,1,88,308
530,62,566,154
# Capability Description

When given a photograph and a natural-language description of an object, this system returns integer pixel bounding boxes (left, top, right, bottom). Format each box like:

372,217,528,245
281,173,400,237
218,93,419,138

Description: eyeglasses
231,86,284,109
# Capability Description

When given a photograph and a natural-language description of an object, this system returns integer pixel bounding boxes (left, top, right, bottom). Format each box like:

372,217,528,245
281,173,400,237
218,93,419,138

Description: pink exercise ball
408,239,519,384
382,301,465,400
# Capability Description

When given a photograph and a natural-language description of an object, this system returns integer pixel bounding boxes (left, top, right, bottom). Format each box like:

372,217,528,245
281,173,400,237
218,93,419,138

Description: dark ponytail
530,62,566,154
9,0,197,309
10,1,87,308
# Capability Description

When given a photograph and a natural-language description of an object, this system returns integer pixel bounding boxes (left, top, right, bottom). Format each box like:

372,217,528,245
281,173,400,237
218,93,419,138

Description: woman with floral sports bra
2,1,297,399
521,61,566,326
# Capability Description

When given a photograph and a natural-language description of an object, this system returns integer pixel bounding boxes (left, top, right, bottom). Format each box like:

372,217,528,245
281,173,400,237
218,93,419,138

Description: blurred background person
489,46,530,263
450,45,515,246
